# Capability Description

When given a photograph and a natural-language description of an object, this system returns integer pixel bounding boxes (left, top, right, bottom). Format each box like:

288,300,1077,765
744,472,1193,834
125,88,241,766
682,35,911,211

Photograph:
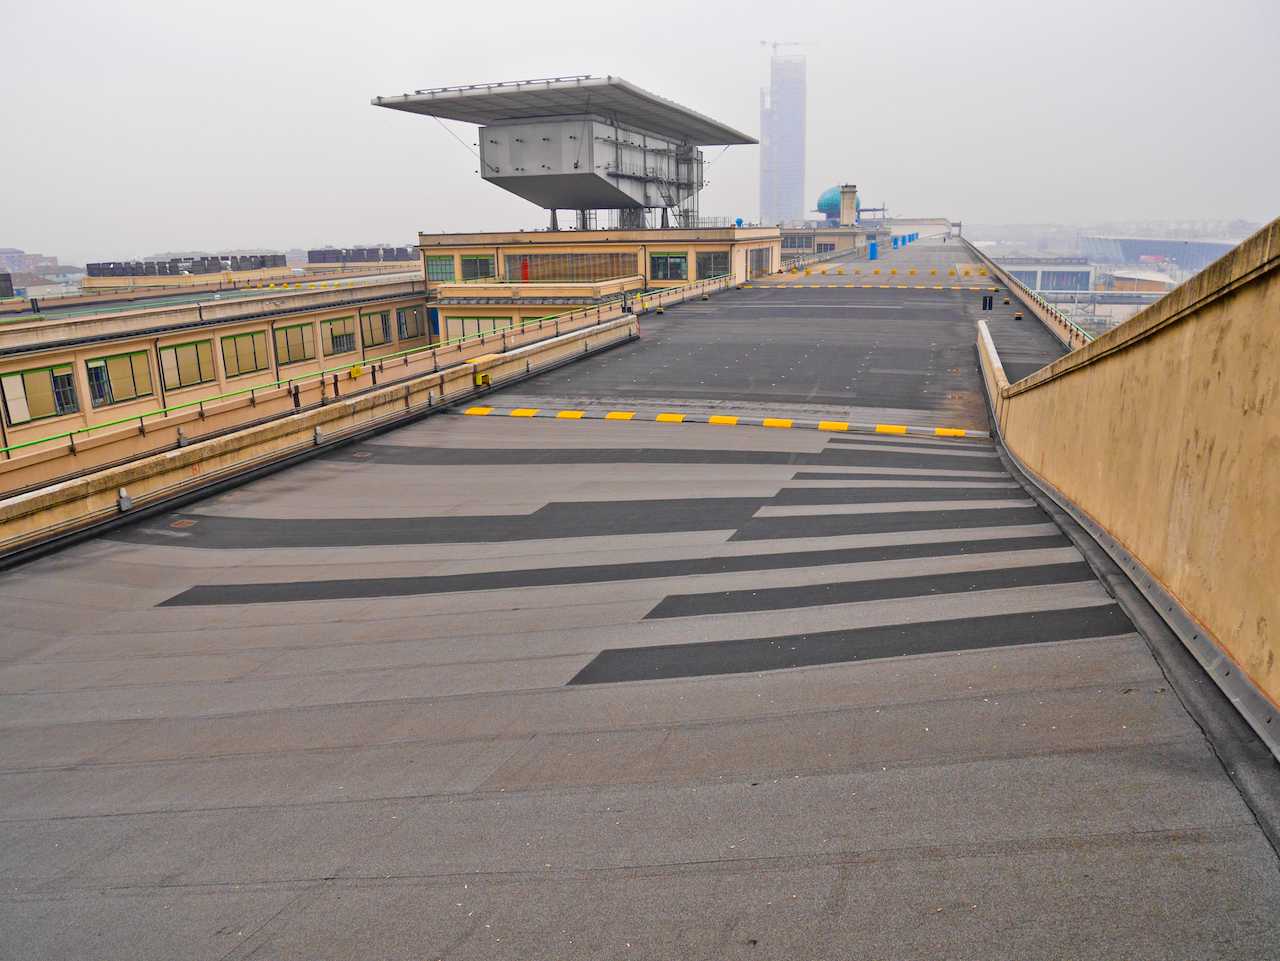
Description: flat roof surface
3,238,1277,959
373,75,757,146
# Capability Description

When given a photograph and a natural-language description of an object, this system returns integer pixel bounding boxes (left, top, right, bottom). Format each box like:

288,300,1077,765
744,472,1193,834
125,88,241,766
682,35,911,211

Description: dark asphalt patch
769,486,1022,506
568,604,1136,684
730,506,1049,541
157,534,1071,606
343,445,1004,472
644,561,1096,619
112,498,766,550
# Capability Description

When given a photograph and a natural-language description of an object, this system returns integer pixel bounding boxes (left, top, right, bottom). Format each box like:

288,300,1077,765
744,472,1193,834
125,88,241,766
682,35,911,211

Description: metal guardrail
962,239,1094,349
0,274,732,462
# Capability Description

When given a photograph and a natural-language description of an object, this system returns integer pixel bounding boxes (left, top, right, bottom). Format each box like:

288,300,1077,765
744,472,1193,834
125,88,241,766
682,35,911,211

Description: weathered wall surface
979,218,1279,738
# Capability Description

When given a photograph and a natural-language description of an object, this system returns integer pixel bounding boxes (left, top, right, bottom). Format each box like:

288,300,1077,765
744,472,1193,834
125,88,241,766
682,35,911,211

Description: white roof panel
372,75,757,146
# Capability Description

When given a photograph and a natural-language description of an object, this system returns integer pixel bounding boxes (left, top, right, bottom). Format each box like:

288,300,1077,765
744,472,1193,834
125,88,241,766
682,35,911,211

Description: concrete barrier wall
976,217,1280,752
0,316,640,559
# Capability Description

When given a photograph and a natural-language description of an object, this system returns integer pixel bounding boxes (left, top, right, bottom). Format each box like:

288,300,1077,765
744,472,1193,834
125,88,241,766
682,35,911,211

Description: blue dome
816,186,841,217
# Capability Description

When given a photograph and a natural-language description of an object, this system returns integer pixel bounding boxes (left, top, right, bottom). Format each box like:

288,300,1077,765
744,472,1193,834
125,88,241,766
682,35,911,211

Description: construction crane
760,40,804,56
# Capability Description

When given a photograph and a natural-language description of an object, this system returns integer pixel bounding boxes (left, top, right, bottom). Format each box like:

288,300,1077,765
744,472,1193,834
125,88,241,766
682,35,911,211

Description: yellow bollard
963,270,971,277
930,269,937,275
837,268,845,275
979,268,987,276
889,268,897,275
804,268,811,275
873,268,881,275
908,268,917,276
948,270,956,277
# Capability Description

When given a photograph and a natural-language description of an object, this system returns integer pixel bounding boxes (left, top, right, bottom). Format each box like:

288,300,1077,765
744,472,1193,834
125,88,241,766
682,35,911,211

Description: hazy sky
2,0,1277,265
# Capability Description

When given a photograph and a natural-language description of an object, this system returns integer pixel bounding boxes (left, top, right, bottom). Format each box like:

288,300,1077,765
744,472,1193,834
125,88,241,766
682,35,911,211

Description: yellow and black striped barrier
458,405,983,439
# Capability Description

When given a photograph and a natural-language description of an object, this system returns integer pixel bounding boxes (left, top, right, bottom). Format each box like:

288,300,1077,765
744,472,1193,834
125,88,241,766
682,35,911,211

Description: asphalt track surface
2,238,1278,959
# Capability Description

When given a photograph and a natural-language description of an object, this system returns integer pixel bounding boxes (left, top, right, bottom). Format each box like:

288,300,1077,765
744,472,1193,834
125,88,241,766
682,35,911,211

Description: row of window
426,251,736,284
1,306,432,427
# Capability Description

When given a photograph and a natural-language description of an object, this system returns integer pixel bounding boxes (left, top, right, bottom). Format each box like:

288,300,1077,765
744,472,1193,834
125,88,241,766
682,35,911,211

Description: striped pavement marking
742,284,1001,292
456,406,986,439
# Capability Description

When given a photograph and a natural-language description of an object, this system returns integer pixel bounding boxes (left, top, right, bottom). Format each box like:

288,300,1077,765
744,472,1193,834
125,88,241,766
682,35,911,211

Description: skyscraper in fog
759,53,806,225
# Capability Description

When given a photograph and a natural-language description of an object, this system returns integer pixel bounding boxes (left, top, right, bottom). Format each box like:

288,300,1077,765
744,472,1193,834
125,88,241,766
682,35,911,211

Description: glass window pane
236,335,256,373
222,339,239,377
131,353,152,395
196,341,215,381
2,373,31,423
301,326,314,358
161,350,180,389
23,370,55,418
107,355,135,400
179,346,200,385
87,361,111,407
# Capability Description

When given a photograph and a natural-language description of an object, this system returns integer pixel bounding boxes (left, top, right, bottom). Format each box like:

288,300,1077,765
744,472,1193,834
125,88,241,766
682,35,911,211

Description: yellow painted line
708,415,739,425
556,410,585,419
605,410,636,420
509,408,540,417
818,420,849,432
743,284,754,288
655,412,685,423
464,406,493,416
875,424,908,435
934,427,967,437
762,418,793,429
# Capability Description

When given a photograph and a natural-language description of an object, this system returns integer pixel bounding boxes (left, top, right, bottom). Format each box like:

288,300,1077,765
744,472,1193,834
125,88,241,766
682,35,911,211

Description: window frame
85,349,153,408
650,252,688,281
360,311,391,348
220,330,271,379
273,323,316,366
158,339,217,391
460,254,495,281
695,251,731,280
1,363,80,426
425,255,456,282
321,316,357,356
397,306,425,340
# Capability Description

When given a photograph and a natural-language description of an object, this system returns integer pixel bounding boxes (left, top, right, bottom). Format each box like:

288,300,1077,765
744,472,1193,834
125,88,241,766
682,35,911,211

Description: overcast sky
2,0,1277,265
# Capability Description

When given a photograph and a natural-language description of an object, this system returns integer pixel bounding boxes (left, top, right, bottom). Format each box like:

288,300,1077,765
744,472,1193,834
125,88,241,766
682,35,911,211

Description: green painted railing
0,273,730,460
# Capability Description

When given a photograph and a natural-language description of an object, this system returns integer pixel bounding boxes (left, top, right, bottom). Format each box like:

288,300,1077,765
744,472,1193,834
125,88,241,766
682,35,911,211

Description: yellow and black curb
456,406,985,439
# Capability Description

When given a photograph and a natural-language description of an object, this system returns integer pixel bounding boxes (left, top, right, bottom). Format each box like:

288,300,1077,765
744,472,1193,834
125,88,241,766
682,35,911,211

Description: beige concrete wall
978,217,1280,730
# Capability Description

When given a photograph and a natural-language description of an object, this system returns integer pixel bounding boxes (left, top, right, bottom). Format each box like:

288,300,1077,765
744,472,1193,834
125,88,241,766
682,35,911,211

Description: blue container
892,237,899,249
868,241,878,260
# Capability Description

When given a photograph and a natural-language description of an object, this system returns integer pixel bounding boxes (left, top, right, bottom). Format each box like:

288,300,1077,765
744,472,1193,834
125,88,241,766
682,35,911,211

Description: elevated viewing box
374,76,757,228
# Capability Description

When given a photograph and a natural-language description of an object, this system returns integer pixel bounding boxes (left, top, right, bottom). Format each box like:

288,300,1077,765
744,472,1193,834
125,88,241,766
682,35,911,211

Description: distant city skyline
1,0,1277,266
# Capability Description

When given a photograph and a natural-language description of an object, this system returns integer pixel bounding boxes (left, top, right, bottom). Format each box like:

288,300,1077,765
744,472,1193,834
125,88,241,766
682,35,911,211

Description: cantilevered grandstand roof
372,75,757,146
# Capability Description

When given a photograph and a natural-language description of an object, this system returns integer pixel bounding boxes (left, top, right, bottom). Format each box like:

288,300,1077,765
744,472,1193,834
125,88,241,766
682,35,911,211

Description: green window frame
425,255,456,282
86,350,153,408
360,311,390,348
397,306,425,340
321,317,357,356
273,323,316,366
445,316,513,339
695,251,730,279
650,252,688,281
159,340,217,391
220,331,270,379
460,254,495,281
1,364,80,425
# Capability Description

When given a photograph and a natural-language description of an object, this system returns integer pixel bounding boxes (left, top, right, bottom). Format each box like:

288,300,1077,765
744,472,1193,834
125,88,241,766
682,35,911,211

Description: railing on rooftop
0,273,734,483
